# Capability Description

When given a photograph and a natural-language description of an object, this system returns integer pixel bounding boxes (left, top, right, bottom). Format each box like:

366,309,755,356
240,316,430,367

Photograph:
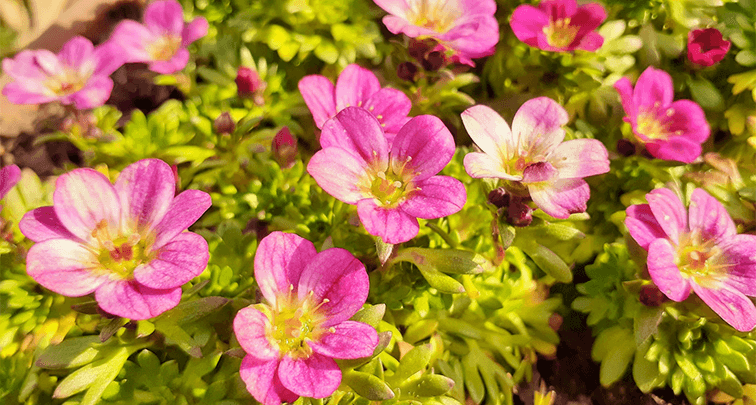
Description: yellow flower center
91,220,154,279
361,156,419,208
267,291,330,360
46,70,87,96
543,18,579,49
676,233,725,289
409,0,460,33
149,36,182,61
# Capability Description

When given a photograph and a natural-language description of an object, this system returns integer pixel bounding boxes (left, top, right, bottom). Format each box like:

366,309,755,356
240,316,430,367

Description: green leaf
53,346,130,404
401,374,455,397
518,241,572,283
633,340,663,392
737,50,756,67
393,344,432,383
36,336,103,369
314,40,339,64
688,77,725,111
599,332,635,386
156,146,216,165
342,370,395,400
393,248,491,275
351,304,386,328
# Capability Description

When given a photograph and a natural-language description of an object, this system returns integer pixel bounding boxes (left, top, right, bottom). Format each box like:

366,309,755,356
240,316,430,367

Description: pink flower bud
272,127,297,169
235,66,266,105
687,28,731,67
213,112,236,134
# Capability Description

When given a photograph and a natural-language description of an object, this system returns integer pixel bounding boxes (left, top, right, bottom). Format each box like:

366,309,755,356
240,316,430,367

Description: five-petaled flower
372,0,499,66
688,28,731,67
461,97,609,219
108,0,208,74
614,66,710,163
298,64,411,142
510,0,607,52
2,36,122,109
625,188,756,332
233,231,378,405
19,159,211,320
308,107,466,244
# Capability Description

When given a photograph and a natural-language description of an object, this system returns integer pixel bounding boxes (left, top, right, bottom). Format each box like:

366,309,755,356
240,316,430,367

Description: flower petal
461,104,515,159
614,77,637,120
372,0,410,18
463,152,522,181
0,165,21,199
26,239,104,296
549,139,609,179
298,75,336,129
625,204,666,250
522,161,559,183
527,178,589,219
357,199,419,244
93,42,126,77
633,66,673,109
53,168,121,243
363,88,412,135
692,283,756,332
666,99,710,144
720,234,756,296
182,16,208,46
2,82,57,105
335,64,381,111
68,76,114,109
320,106,389,168
144,0,184,36
571,3,607,45
95,280,181,320
307,148,368,204
646,188,687,244
647,238,691,301
278,354,341,398
401,176,466,219
509,5,549,48
115,159,175,234
512,97,569,157
233,306,278,360
391,115,455,181
58,36,94,71
576,31,604,52
133,232,208,289
109,20,153,63
152,189,212,249
309,321,378,359
148,48,190,74
20,206,80,243
298,247,368,325
255,231,317,305
240,356,298,405
688,188,736,244
644,136,702,164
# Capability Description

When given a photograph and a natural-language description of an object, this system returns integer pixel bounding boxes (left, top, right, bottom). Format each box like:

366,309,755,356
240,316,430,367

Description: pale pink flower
233,232,378,405
307,107,466,244
2,37,122,109
510,0,606,52
687,28,731,67
108,0,208,74
19,159,211,320
298,64,411,142
614,66,710,163
625,188,756,332
373,0,499,66
0,165,21,200
461,97,609,219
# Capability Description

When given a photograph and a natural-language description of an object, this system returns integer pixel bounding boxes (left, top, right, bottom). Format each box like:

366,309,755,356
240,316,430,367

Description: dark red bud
487,188,510,209
236,66,266,103
397,62,418,82
639,285,667,307
214,112,236,134
616,139,636,157
272,127,297,169
508,197,533,227
422,50,446,71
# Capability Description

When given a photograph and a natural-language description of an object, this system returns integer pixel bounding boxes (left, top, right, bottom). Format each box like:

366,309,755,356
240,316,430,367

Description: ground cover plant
2,0,756,404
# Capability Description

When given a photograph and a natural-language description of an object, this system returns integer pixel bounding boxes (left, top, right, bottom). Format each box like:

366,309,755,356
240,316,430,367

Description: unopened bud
487,188,510,209
397,62,418,82
408,38,437,60
214,112,236,134
272,127,297,169
421,50,446,71
236,66,266,105
639,285,667,307
616,139,636,157
507,197,533,227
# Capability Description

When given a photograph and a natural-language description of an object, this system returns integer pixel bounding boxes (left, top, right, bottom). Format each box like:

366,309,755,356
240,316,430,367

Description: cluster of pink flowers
2,0,206,110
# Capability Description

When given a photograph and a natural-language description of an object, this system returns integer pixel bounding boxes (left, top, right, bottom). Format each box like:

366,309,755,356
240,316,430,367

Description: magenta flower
462,98,609,219
614,66,710,163
307,107,466,244
372,0,498,66
233,231,378,405
625,188,756,332
108,0,208,74
298,64,411,142
2,36,122,109
0,165,21,200
510,0,607,52
688,28,731,67
19,159,211,320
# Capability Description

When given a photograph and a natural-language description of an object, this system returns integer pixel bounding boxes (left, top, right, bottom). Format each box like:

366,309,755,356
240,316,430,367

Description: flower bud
487,187,510,209
616,139,636,157
235,66,266,105
408,38,437,60
421,50,446,71
272,127,297,169
213,112,236,134
687,28,730,67
397,62,418,82
507,197,533,227
639,284,667,307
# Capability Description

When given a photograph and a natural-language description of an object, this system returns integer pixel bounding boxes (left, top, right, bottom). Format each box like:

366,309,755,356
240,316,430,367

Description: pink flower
0,165,21,200
108,0,208,74
19,159,211,320
687,28,731,67
373,0,499,66
233,231,378,405
614,67,710,163
625,188,756,332
510,0,607,52
462,98,609,219
2,36,123,109
307,107,466,244
298,64,411,142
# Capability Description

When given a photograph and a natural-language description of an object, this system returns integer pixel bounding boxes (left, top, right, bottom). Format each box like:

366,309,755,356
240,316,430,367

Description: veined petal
240,356,298,405
647,238,692,301
541,0,577,18
363,88,412,135
133,232,208,289
718,234,756,296
527,178,589,219
461,104,515,159
278,354,341,399
58,36,94,71
2,82,57,105
95,280,181,320
255,231,317,306
357,199,419,244
510,5,549,48
309,321,378,359
382,15,437,37
571,3,607,43
182,16,208,46
625,204,666,250
463,152,522,180
634,67,674,109
20,206,80,243
645,136,702,164
298,75,336,129
438,17,499,57
522,161,559,183
69,76,114,109
307,148,368,204
512,97,569,157
233,306,279,360
144,0,184,36
53,168,121,243
688,188,736,243
646,188,687,244
152,189,212,249
666,99,710,144
391,115,455,181
320,107,389,168
335,64,381,111
34,50,64,76
401,176,466,219
549,139,609,179
2,50,47,81
115,159,175,234
692,283,756,332
298,248,368,325
0,165,21,199
26,239,104,296
613,77,637,120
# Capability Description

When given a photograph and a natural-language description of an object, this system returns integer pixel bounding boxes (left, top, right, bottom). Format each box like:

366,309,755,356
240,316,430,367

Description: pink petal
625,204,666,250
458,0,496,15
26,239,105,296
688,188,736,243
233,306,278,360
692,283,756,332
297,247,368,325
644,136,702,164
255,231,317,305
577,31,604,52
240,356,298,405
182,16,208,46
335,64,381,111
614,77,637,121
144,0,185,36
382,15,437,38
152,189,212,249
298,75,336,129
527,178,589,219
571,3,607,44
512,97,569,157
58,36,94,71
93,42,126,77
633,67,674,109
133,232,208,289
19,206,80,243
647,238,691,301
541,0,577,19
720,234,756,296
115,159,175,234
522,161,559,183
363,88,412,135
307,148,368,204
463,152,522,181
372,0,410,18
437,16,500,57
320,107,389,168
53,168,121,243
2,82,57,105
391,115,455,182
666,99,710,144
68,76,114,109
461,104,515,159
401,175,466,219
34,50,64,76
0,165,21,199
278,354,341,398
2,50,47,81
357,199,419,244
148,48,190,74
549,139,609,179
646,188,687,244
95,279,181,320
510,5,549,48
309,321,378,359
109,20,153,63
